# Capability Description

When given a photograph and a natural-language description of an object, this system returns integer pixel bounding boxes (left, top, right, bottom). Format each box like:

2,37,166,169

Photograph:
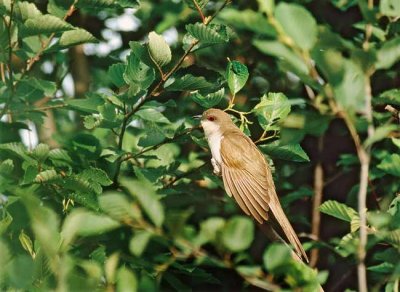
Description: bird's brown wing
220,130,309,262
220,131,271,224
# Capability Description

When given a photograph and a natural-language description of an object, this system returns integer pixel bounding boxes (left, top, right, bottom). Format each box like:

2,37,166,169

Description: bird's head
200,108,233,136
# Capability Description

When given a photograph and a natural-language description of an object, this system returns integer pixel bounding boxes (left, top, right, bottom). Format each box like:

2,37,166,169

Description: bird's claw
211,158,221,176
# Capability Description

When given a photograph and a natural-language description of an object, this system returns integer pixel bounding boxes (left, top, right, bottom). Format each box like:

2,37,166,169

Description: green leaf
116,267,138,292
77,0,139,9
122,179,165,227
22,14,73,37
34,170,60,183
61,209,121,248
0,212,13,235
186,23,229,44
65,94,104,113
148,31,172,67
48,148,72,166
191,88,225,108
108,63,127,87
377,154,400,177
32,143,50,161
184,0,209,10
129,230,152,256
226,60,249,96
14,1,43,21
367,262,394,273
380,0,400,17
253,92,291,131
196,217,225,246
253,40,309,75
275,3,317,51
376,37,400,70
123,53,155,95
99,192,139,222
260,142,310,162
0,159,14,176
19,230,35,258
221,216,254,252
81,167,113,186
218,8,276,36
392,138,400,149
59,28,97,47
263,243,291,272
319,200,359,222
165,74,213,91
135,108,170,124
364,125,398,147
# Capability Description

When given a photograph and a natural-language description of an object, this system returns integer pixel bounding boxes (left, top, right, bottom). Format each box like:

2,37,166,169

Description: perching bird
200,108,308,262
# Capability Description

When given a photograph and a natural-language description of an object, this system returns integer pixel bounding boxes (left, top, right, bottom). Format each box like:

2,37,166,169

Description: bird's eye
207,116,215,121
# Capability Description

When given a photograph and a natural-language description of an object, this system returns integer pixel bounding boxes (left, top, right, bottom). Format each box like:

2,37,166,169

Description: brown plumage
201,108,308,262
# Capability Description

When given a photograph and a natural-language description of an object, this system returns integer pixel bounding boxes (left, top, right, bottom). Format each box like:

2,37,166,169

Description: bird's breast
207,132,223,164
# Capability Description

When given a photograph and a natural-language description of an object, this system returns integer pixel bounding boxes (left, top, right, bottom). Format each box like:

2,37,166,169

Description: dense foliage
0,0,399,291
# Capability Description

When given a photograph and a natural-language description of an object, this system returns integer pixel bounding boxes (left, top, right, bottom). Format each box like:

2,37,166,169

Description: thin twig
192,0,206,23
310,137,324,268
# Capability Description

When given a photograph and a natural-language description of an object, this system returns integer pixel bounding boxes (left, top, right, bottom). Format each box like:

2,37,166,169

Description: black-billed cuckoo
200,108,308,262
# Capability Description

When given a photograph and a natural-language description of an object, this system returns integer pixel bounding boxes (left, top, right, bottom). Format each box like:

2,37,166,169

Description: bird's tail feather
268,195,309,263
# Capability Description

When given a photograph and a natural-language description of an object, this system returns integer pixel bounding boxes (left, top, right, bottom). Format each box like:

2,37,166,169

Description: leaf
191,88,225,108
253,92,291,131
0,159,14,176
165,74,213,91
32,143,50,161
253,40,309,75
184,0,209,10
48,148,72,166
14,1,42,21
61,209,120,248
81,167,113,186
275,3,317,51
135,108,170,124
59,28,97,47
108,63,127,87
218,8,276,36
99,192,139,222
116,267,138,292
226,60,249,96
22,14,73,37
367,262,394,273
148,31,172,67
19,230,35,258
186,23,229,44
319,200,359,222
65,95,104,113
195,217,225,246
260,142,310,162
380,0,400,17
377,154,400,177
122,179,165,227
221,216,254,252
129,230,152,256
77,0,139,9
34,170,60,183
364,125,398,147
123,53,155,95
376,37,400,70
392,138,400,149
263,243,291,272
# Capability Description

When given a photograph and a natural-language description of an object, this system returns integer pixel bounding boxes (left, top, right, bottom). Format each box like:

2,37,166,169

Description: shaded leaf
186,23,229,44
377,154,400,177
59,28,97,47
226,61,249,96
191,88,225,108
260,142,310,162
22,14,73,37
129,230,152,256
165,74,213,91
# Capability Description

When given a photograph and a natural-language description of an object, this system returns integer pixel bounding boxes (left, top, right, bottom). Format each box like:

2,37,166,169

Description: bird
199,108,308,262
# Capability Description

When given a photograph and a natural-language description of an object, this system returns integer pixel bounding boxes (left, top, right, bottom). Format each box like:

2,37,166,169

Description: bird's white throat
201,120,223,164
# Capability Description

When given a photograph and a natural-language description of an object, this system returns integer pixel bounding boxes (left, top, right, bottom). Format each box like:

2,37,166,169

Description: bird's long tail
268,193,309,263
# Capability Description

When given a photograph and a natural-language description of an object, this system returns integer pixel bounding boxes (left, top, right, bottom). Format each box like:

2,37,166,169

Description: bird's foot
211,158,221,176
